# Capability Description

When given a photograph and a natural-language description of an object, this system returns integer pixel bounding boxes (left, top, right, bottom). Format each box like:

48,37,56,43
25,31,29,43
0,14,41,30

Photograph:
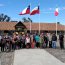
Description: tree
0,15,1,21
22,17,29,22
28,17,32,22
0,13,11,22
22,17,32,22
0,13,4,21
57,22,60,24
6,17,10,22
3,15,8,21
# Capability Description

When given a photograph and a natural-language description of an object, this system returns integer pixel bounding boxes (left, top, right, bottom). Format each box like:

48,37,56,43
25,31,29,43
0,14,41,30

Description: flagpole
30,19,31,33
30,4,40,34
30,3,31,34
55,5,58,36
38,4,40,35
56,16,57,36
39,14,40,34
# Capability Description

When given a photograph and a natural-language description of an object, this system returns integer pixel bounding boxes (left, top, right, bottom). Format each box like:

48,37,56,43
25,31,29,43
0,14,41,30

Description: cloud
0,4,4,7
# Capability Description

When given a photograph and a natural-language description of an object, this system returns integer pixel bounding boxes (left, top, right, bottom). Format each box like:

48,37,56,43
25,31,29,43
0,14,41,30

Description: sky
0,0,65,24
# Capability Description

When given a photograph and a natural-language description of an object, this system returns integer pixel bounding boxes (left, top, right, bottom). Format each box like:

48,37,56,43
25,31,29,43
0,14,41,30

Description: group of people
0,32,64,52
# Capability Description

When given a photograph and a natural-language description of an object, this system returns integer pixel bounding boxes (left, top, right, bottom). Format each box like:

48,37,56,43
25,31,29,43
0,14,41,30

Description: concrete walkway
13,49,65,65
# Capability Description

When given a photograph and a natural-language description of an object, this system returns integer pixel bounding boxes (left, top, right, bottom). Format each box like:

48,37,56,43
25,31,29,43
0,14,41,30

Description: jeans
52,41,56,48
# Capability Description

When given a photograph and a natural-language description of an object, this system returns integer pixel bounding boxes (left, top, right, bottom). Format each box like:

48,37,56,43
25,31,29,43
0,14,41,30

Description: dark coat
52,35,57,41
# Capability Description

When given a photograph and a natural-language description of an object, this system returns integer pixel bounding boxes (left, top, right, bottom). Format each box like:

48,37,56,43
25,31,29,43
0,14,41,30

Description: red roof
0,22,64,31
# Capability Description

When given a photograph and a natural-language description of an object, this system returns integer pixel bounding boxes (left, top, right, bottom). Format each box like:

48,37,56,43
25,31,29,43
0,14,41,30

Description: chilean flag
19,5,30,15
55,8,59,16
30,6,39,15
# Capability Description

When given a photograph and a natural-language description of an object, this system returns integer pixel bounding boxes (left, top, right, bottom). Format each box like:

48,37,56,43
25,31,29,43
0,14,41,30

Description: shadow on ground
0,51,14,65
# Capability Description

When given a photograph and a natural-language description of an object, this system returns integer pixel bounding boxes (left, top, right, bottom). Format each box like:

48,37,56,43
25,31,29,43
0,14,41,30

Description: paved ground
0,48,65,65
13,49,65,65
0,39,65,65
45,48,65,63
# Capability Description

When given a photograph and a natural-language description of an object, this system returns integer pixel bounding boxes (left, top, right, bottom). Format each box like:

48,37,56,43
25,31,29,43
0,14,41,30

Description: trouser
60,41,64,49
9,41,12,51
49,41,52,48
9,43,12,51
46,41,48,48
17,41,21,49
40,43,43,48
19,42,22,49
52,41,56,48
22,42,25,48
5,41,12,52
12,44,16,50
1,44,5,52
36,42,40,48
26,43,31,48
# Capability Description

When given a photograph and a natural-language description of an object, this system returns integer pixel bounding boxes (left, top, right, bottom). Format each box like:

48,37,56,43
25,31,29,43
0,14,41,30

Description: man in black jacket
52,33,57,48
59,33,64,49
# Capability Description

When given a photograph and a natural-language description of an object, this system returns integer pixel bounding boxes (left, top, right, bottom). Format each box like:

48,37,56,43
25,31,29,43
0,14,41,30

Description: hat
16,32,18,35
22,32,24,35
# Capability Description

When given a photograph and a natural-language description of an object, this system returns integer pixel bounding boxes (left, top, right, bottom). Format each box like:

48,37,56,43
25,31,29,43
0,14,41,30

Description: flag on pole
30,6,39,15
19,5,30,15
55,8,59,16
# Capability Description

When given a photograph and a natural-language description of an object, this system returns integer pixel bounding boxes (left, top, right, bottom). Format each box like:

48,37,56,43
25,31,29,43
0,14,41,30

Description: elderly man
59,33,64,49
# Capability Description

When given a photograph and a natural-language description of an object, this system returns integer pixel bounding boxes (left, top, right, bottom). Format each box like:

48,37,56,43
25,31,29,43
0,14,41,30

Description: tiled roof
0,22,65,31
0,22,17,30
24,22,65,31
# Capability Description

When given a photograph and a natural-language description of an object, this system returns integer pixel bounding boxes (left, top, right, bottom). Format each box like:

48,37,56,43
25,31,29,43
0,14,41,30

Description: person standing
35,34,40,48
15,33,20,49
12,34,16,50
44,34,49,48
0,35,2,48
25,34,31,48
40,34,44,48
21,34,26,48
30,34,35,48
59,33,64,49
1,36,6,52
52,33,57,48
48,33,52,48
